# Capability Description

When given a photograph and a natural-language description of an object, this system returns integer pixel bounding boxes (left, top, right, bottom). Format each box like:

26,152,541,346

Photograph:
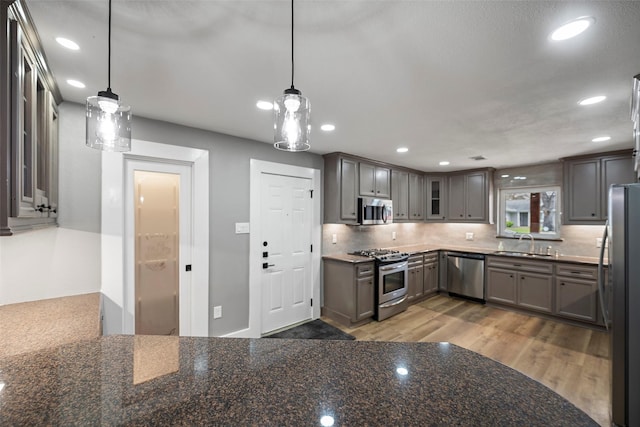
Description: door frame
239,159,321,338
101,139,209,336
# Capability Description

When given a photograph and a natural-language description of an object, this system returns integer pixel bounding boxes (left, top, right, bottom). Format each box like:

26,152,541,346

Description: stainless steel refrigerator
599,184,640,426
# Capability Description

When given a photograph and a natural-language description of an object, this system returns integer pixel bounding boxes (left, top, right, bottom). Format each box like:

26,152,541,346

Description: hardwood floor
323,294,611,427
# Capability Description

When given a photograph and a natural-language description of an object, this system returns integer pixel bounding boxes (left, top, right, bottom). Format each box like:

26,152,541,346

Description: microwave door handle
382,204,388,223
597,221,609,330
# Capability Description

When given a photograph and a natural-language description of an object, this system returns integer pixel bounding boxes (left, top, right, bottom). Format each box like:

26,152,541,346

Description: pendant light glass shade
274,88,311,151
273,0,310,152
86,90,131,151
86,0,131,152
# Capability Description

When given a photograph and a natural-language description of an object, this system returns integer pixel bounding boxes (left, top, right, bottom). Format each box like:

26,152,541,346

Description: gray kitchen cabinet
447,169,493,222
407,254,424,301
359,162,391,198
426,176,447,221
423,253,439,296
322,259,375,327
554,264,599,323
563,150,634,224
408,173,424,220
391,169,409,220
323,153,359,224
486,256,553,313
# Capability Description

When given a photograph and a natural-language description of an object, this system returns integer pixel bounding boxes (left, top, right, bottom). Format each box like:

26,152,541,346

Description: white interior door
124,159,192,336
261,173,313,334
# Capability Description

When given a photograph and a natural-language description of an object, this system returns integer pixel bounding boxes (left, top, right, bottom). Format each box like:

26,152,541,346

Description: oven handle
379,295,408,309
379,261,408,272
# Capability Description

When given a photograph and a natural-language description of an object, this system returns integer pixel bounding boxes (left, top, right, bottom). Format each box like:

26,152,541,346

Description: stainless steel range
349,249,410,321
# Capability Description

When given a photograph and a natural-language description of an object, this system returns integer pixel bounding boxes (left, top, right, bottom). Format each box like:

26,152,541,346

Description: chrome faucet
518,233,535,253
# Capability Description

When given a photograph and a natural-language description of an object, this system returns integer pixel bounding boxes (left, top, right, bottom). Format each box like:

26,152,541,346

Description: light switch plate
332,234,337,244
235,222,250,234
465,232,474,241
392,231,397,240
213,306,222,319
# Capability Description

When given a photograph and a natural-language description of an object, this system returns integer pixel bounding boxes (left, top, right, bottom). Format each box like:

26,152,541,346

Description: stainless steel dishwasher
446,252,485,302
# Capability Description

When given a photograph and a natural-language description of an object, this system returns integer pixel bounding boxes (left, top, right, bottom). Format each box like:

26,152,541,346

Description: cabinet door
375,167,391,198
448,174,466,220
356,275,375,320
426,176,447,221
391,170,409,220
486,268,517,305
517,272,553,313
423,262,439,295
465,172,487,221
408,173,424,220
602,155,634,219
359,163,376,197
566,159,601,221
555,277,597,322
340,158,358,220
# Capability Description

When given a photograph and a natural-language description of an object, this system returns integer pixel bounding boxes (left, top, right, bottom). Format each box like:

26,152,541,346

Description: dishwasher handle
446,252,485,260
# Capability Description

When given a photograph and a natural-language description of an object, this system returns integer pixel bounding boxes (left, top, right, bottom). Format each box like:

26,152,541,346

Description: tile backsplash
322,222,605,258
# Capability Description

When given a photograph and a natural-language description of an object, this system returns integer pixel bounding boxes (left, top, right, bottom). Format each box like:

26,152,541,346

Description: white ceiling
26,0,640,172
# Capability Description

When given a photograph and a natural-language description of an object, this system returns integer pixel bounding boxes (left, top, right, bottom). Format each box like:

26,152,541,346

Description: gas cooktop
349,248,410,262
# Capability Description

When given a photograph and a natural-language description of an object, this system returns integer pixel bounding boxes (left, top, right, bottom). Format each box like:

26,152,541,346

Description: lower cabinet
407,254,424,302
423,253,439,296
323,259,375,327
554,264,599,323
486,256,553,314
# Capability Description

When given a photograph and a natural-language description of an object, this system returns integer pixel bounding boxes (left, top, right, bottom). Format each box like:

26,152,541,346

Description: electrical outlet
213,306,222,319
596,237,602,248
332,234,337,244
392,231,397,240
465,232,474,241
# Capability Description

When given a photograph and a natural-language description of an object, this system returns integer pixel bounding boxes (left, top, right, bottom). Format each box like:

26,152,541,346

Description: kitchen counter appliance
446,252,485,302
349,249,409,320
357,197,393,225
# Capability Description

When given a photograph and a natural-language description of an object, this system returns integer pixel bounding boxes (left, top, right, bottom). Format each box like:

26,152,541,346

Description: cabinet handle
561,282,565,286
460,214,463,217
509,275,513,278
591,213,596,217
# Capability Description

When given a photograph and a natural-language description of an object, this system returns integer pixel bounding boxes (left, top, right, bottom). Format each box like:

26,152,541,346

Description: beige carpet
0,293,101,359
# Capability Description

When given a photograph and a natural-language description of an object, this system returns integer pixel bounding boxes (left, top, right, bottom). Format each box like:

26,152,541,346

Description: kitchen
1,1,640,426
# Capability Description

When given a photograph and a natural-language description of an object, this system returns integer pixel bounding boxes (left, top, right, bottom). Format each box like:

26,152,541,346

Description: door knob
262,263,275,269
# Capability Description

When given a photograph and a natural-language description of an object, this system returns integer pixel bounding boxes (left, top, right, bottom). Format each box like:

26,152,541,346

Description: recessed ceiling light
501,174,510,178
321,124,336,132
66,79,85,88
56,37,79,50
592,136,611,142
256,100,273,110
550,16,595,41
514,176,527,180
578,95,606,106
396,147,409,153
439,161,450,166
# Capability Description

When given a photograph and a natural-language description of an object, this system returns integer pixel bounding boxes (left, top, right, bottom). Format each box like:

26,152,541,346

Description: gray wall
59,102,323,336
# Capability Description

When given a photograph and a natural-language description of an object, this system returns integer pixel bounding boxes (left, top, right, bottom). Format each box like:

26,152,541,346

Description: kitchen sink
493,251,553,258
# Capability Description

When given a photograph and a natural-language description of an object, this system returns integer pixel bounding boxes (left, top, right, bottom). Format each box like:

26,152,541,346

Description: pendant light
274,0,310,152
86,0,131,152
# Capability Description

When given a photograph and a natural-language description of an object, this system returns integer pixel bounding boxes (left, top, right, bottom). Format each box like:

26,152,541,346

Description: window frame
497,185,562,240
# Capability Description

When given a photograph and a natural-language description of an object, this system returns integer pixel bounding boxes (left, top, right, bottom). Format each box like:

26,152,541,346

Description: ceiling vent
470,155,487,161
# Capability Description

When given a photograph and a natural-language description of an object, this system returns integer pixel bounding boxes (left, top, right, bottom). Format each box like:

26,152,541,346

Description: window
498,186,561,239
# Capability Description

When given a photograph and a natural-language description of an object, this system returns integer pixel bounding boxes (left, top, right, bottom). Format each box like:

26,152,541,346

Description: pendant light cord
107,0,112,91
290,0,294,89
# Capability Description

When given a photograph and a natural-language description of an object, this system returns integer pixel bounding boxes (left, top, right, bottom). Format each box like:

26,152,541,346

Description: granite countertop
0,335,597,426
323,244,602,266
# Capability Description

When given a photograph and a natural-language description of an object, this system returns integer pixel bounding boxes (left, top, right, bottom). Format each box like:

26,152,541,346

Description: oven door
378,260,408,304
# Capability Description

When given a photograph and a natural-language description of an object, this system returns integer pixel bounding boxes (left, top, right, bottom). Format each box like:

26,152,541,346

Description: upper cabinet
391,169,409,220
426,176,447,221
562,150,635,225
359,162,390,198
324,153,359,224
408,172,424,220
1,2,61,236
447,169,493,223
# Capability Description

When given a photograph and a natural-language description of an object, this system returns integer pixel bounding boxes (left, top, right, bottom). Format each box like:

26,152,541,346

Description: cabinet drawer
486,257,553,274
356,263,375,277
408,254,424,267
423,253,438,264
555,264,597,280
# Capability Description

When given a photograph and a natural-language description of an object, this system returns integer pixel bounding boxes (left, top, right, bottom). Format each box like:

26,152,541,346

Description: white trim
247,160,321,338
101,140,209,336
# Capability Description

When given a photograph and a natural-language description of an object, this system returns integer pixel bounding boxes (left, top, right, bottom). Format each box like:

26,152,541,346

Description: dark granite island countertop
0,336,597,426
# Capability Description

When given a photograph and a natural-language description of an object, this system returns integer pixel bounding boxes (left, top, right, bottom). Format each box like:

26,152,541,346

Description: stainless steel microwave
358,197,393,225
